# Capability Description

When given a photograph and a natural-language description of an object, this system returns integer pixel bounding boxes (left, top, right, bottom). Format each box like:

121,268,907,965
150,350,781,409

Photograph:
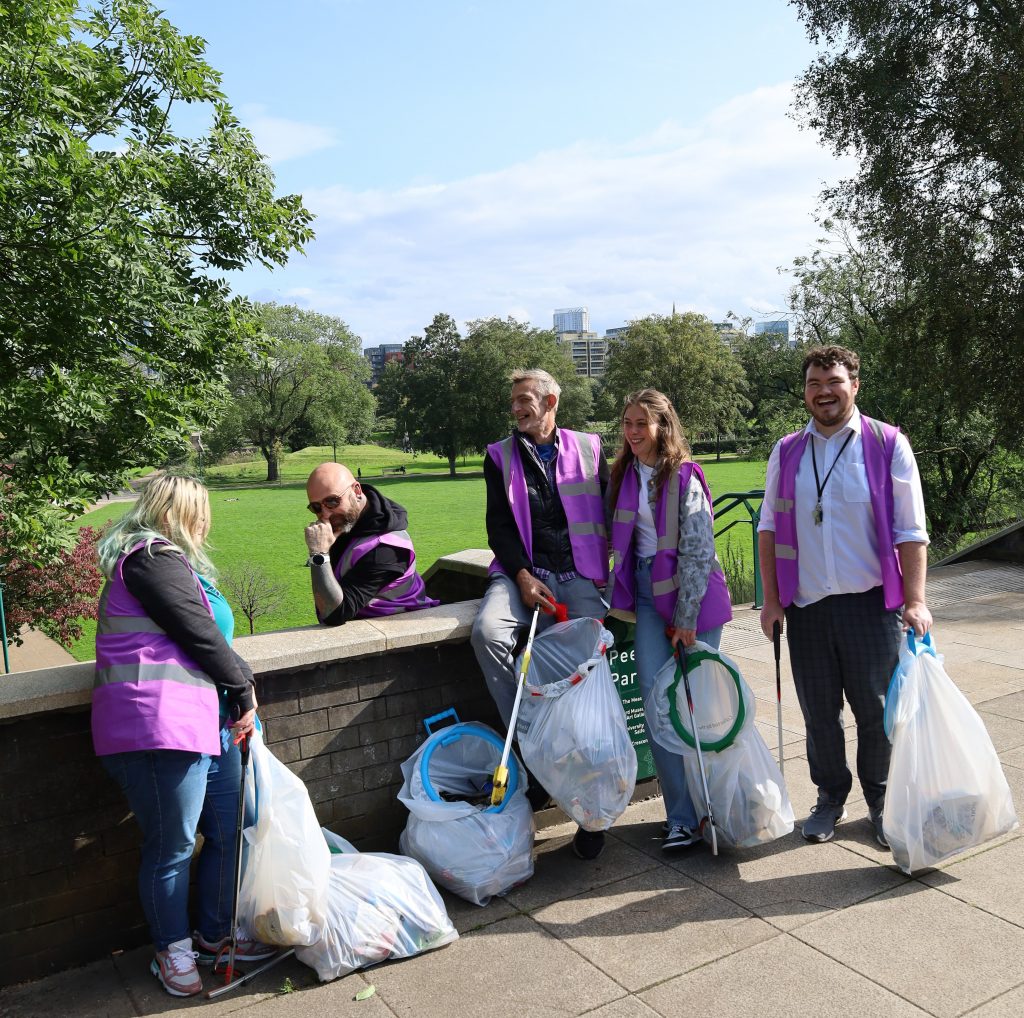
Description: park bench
381,464,408,475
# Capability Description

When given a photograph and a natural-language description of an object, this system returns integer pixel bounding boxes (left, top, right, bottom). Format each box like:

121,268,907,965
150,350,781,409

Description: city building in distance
753,319,791,345
363,342,405,386
553,307,606,377
553,306,590,334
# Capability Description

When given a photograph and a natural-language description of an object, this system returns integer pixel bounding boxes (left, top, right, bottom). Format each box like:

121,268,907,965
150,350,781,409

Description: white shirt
635,462,659,558
758,408,929,607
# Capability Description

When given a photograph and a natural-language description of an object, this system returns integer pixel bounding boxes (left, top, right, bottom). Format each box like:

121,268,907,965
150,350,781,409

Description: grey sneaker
662,824,699,851
869,807,889,849
151,938,202,997
802,800,847,842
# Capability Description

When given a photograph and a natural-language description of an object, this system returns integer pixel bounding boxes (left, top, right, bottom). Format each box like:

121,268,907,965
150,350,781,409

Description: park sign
604,615,656,781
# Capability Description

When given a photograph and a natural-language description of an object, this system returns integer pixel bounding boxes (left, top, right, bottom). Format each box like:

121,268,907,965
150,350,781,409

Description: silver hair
510,367,560,409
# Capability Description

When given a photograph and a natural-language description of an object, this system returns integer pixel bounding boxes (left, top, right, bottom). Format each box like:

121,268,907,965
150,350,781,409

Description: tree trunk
448,452,457,478
262,444,279,482
716,429,722,462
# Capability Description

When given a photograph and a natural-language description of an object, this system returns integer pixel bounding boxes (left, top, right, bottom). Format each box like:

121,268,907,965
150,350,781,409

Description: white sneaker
151,938,202,997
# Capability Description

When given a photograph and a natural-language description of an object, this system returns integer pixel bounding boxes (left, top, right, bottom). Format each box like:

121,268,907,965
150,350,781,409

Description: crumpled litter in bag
883,632,1018,874
294,828,458,982
515,618,637,832
649,641,794,848
237,730,330,946
397,722,535,905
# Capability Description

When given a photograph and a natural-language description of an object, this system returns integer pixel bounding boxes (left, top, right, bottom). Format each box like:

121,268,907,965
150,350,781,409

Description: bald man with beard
304,462,438,625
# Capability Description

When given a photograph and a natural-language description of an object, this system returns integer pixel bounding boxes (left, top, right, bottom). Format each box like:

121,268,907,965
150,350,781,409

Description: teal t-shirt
198,574,235,722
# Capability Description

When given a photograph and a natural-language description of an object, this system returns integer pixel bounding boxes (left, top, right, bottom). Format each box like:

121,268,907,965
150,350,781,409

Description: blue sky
161,0,848,346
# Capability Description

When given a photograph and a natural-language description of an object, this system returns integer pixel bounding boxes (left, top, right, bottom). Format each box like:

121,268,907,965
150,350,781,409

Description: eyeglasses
307,482,357,515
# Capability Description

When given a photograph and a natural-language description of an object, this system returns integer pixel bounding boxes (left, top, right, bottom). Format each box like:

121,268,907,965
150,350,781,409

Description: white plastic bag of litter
515,618,637,832
883,632,1018,874
237,730,331,946
650,644,793,848
684,727,795,848
397,722,535,906
295,829,458,982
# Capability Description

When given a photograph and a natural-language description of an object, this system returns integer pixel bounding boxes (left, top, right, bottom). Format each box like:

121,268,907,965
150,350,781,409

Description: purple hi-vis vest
486,429,609,585
334,530,439,619
774,415,904,611
609,461,732,631
92,542,221,757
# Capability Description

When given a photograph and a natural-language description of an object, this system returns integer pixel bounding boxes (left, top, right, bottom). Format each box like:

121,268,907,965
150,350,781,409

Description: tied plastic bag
295,828,458,982
515,618,637,832
883,632,1018,874
650,643,794,848
237,730,331,946
397,722,535,906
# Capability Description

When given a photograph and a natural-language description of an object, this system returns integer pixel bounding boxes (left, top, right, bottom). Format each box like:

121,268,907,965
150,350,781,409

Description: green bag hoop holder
668,649,746,752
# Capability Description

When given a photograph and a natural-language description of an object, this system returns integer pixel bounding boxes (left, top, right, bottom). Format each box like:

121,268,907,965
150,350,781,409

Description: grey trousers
470,572,607,728
785,586,903,812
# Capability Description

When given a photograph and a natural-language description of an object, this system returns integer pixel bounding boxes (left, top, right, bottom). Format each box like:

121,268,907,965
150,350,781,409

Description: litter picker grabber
206,730,293,999
678,646,718,856
773,621,784,777
491,604,541,806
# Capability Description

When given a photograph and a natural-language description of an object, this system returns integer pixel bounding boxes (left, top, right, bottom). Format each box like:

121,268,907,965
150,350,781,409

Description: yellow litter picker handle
490,605,541,806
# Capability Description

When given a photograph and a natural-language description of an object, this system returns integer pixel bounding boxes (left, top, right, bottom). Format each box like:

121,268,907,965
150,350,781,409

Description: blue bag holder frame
417,710,520,813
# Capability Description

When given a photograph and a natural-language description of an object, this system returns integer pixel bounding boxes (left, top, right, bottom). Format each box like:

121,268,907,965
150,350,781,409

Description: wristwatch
307,553,328,566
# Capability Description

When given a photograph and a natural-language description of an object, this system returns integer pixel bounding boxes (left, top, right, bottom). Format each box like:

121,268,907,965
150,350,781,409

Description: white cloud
241,82,853,344
240,104,338,163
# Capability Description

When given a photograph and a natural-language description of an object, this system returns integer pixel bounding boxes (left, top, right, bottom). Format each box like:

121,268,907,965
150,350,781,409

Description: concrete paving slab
531,866,776,991
966,983,1024,1018
978,690,1024,721
639,934,932,1018
794,882,1024,1018
0,957,135,1018
504,824,661,914
577,997,663,1018
664,820,906,932
364,913,622,1018
437,888,518,934
920,837,1024,927
974,710,1024,753
243,971,392,1017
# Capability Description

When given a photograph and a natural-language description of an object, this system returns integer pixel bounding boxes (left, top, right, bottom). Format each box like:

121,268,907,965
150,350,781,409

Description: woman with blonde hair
607,390,732,851
92,474,274,996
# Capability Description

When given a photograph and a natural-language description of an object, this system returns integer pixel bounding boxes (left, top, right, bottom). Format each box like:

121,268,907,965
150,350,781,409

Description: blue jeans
102,726,242,951
634,558,723,830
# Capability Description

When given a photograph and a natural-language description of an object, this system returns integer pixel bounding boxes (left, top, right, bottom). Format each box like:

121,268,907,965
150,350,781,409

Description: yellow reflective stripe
776,544,797,560
652,577,679,597
774,498,794,512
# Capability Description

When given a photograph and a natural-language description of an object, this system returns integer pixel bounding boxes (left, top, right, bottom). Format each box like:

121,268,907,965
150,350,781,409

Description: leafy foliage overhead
0,0,314,564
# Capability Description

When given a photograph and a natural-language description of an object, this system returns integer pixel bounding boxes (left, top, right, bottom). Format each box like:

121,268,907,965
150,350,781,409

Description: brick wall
0,636,499,986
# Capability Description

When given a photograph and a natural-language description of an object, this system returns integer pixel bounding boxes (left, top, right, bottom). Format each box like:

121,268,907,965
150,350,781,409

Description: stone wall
0,601,500,986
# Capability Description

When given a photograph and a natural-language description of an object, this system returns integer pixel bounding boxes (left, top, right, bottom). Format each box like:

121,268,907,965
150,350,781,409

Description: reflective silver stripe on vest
613,508,635,524
863,417,885,446
775,544,797,560
340,529,413,577
560,479,601,497
774,498,794,512
657,466,682,550
95,662,214,689
377,574,416,600
652,576,679,597
97,615,167,636
570,520,607,538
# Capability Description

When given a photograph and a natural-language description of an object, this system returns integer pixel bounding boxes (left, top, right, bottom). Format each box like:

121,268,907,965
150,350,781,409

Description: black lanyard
810,431,854,525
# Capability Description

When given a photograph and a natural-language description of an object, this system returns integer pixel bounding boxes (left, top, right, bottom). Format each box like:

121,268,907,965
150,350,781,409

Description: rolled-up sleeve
892,432,930,545
757,441,782,533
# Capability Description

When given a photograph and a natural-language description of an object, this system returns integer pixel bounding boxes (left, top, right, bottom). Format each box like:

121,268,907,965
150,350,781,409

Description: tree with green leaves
224,304,373,481
0,0,313,569
601,313,749,441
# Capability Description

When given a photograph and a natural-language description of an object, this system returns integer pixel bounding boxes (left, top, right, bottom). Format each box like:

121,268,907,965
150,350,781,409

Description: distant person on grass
470,367,611,860
304,461,438,624
758,345,932,848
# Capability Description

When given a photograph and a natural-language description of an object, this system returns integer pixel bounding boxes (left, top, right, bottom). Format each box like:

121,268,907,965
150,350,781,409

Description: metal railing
712,489,765,609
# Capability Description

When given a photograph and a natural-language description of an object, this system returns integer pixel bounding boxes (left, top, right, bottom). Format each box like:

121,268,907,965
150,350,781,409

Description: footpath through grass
69,447,766,661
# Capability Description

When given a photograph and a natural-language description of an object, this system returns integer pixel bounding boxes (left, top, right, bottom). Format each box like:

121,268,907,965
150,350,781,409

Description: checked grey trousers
785,586,903,812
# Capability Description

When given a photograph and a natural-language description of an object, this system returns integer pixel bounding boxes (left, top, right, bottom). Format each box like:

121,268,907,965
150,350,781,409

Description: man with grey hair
471,368,611,859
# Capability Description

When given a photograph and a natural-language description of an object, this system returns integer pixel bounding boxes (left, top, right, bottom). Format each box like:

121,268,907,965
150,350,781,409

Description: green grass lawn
69,451,767,661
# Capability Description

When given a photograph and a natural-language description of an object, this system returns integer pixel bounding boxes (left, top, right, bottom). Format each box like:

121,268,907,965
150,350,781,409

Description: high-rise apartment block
556,331,608,377
753,319,791,345
363,342,405,385
553,307,590,334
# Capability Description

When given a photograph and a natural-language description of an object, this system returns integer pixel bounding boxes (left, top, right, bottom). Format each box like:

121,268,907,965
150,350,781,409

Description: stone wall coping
421,548,492,579
0,599,481,723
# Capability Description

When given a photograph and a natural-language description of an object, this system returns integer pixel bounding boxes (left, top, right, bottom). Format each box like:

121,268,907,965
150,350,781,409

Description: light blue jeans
634,557,722,830
102,725,242,950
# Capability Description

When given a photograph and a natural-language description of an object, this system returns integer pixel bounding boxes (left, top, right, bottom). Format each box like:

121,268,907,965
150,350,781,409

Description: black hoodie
321,483,411,625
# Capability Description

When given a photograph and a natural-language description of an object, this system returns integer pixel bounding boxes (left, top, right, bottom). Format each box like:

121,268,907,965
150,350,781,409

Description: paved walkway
4,560,1024,1018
